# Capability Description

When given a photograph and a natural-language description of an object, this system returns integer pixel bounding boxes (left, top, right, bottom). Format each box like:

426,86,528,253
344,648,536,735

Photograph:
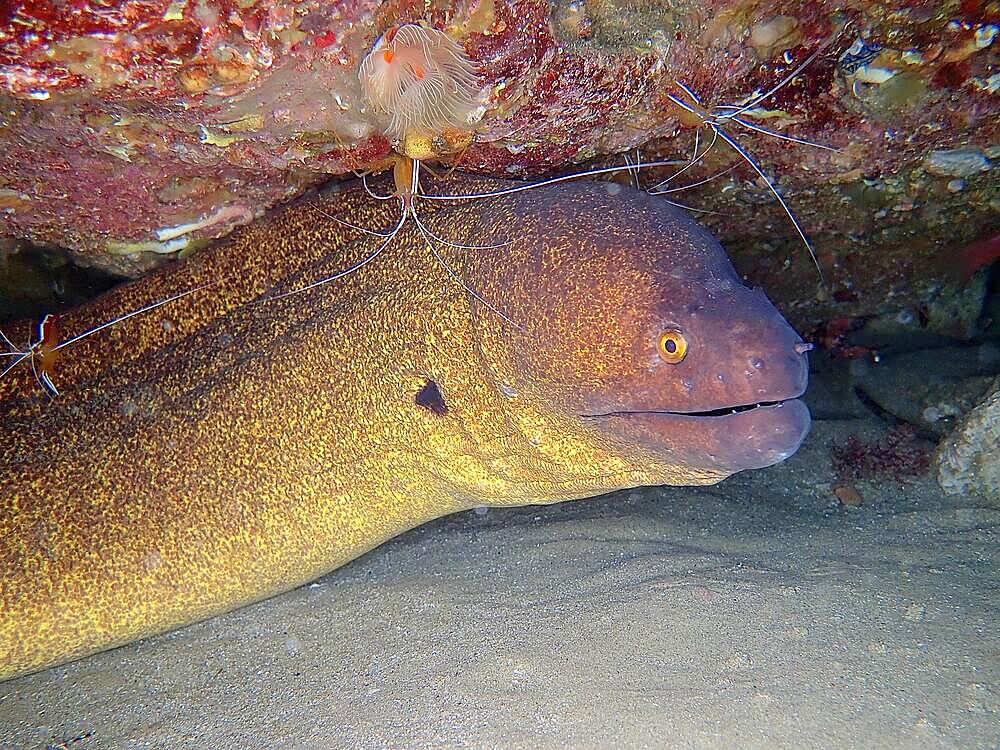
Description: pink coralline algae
831,425,931,481
0,0,997,327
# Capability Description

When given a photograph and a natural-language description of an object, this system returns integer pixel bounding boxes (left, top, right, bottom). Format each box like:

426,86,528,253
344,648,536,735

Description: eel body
0,178,810,680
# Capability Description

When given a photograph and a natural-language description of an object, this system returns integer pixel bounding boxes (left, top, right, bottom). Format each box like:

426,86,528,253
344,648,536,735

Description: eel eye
657,329,688,364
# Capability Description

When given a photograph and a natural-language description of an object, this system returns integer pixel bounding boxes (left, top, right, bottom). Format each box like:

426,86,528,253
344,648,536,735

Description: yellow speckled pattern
0,177,809,681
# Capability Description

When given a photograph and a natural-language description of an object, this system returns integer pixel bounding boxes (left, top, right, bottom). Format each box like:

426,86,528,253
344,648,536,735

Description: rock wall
1,0,997,329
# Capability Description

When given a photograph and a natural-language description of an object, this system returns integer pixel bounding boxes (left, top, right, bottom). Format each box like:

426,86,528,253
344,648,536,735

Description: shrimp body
0,313,62,398
34,314,60,396
393,154,417,209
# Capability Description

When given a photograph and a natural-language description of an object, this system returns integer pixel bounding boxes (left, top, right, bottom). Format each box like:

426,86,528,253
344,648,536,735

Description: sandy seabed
0,414,997,750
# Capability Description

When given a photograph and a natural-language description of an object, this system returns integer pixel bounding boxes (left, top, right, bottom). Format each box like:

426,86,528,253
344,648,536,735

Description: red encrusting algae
831,425,931,481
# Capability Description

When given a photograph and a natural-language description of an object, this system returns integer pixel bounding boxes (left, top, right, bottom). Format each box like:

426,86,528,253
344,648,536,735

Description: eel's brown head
466,180,810,480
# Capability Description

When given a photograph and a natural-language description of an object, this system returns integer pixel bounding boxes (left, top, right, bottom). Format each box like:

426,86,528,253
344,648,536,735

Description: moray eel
0,178,810,681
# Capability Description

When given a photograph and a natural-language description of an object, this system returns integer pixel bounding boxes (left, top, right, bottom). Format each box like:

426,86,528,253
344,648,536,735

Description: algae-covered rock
935,376,1000,506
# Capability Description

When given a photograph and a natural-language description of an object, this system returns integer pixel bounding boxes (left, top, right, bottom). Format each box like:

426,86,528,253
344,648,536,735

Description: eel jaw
582,397,811,474
609,396,793,419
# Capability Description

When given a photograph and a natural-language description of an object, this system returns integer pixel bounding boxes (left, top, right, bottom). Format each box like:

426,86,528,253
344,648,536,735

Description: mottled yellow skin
0,178,809,681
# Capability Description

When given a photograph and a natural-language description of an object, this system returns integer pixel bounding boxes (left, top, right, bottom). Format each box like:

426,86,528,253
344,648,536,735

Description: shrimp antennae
413,215,521,330
624,148,643,191
666,91,823,279
0,349,28,380
648,165,736,196
719,115,839,152
362,173,395,201
657,198,724,215
420,158,688,202
408,160,511,251
265,204,409,303
53,283,217,352
0,326,22,357
265,157,511,304
409,158,516,327
647,128,720,194
657,31,845,283
0,283,219,398
716,35,838,123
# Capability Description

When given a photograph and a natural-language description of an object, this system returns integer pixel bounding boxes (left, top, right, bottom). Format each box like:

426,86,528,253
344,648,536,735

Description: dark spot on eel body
415,378,448,416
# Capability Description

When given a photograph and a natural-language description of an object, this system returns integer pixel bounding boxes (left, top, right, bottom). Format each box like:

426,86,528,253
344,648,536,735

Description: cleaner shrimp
420,33,841,284
0,284,213,398
653,35,842,277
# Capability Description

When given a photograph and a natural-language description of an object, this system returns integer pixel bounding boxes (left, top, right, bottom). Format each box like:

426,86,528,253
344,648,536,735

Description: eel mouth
582,397,811,473
584,397,790,420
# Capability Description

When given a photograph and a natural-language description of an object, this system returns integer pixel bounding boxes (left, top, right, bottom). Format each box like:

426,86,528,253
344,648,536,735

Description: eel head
469,182,810,481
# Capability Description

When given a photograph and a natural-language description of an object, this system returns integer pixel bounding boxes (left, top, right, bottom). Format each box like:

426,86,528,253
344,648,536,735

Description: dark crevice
852,386,902,424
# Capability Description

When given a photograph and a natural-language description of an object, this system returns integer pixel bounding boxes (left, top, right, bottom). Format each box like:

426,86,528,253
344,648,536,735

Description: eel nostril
794,342,814,355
